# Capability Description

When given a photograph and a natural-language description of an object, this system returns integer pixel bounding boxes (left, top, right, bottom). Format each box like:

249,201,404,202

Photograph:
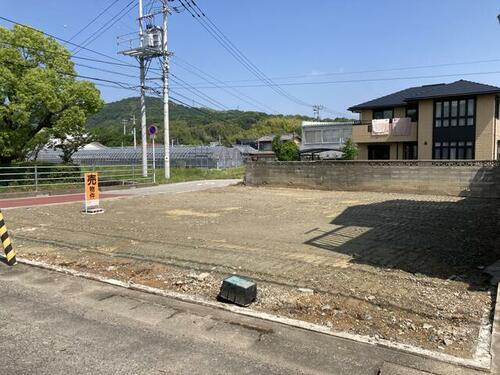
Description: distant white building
301,121,354,159
81,142,108,151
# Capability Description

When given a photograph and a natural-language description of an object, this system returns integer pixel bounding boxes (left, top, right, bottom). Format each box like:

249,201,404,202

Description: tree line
87,96,353,148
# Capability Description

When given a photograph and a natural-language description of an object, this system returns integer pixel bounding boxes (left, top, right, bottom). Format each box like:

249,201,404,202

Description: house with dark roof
256,133,301,152
348,80,500,160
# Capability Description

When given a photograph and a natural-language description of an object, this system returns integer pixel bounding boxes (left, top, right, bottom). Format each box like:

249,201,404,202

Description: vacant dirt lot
5,185,500,359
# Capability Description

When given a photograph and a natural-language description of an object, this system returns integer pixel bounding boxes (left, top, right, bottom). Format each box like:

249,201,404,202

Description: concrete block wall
245,161,500,198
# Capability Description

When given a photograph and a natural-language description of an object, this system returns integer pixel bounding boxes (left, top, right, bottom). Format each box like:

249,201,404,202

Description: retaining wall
245,161,500,198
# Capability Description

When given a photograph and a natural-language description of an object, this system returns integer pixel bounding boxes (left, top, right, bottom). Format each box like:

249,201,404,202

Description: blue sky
2,0,500,117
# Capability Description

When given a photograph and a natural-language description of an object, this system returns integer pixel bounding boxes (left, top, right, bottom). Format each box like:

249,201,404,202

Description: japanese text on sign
84,172,100,208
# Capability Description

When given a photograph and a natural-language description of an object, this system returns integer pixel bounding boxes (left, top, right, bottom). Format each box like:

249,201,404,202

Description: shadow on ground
305,167,500,290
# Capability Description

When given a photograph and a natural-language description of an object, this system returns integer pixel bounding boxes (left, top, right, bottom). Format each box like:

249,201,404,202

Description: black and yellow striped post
0,210,16,266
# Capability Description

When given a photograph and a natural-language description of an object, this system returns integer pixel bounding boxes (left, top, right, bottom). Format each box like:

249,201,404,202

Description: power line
171,56,279,113
68,0,122,42
189,58,500,85
1,59,138,90
73,0,137,54
0,15,133,66
0,40,141,71
177,0,313,109
74,62,138,79
168,74,230,110
170,70,500,89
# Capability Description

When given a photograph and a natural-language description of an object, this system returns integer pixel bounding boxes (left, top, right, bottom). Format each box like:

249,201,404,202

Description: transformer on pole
118,0,171,179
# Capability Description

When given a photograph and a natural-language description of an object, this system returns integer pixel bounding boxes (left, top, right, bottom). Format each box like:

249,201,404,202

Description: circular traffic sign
148,124,158,136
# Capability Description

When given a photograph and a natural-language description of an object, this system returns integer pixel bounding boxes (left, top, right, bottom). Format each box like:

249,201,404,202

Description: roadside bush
277,141,300,161
341,138,359,160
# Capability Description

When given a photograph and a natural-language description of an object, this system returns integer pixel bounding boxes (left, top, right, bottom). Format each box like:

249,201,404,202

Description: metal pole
139,0,148,177
34,165,38,192
122,119,127,149
152,135,156,183
162,1,170,179
131,114,137,149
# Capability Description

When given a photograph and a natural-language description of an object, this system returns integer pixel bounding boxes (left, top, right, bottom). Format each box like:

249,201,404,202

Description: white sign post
149,125,158,183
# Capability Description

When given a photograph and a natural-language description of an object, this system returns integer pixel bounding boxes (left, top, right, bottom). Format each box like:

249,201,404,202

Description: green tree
271,134,283,155
341,138,359,160
272,134,300,161
0,25,103,165
277,141,300,161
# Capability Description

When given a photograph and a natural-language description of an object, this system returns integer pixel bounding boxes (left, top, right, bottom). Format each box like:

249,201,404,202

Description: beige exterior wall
475,94,496,160
357,144,368,159
417,100,433,160
360,109,373,122
496,113,500,160
389,143,398,160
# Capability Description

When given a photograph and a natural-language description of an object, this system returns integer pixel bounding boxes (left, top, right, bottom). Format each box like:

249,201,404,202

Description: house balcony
352,120,418,143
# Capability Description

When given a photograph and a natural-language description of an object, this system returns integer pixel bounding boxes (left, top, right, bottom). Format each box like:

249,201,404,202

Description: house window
342,129,352,141
435,98,475,128
304,130,322,144
496,96,499,119
322,130,336,143
402,142,418,160
406,106,418,122
434,141,474,160
373,108,394,120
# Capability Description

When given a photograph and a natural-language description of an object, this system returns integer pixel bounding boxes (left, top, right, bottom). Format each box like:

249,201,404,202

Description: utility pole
118,0,171,178
162,0,171,179
138,0,148,177
131,114,137,149
121,119,127,148
313,105,325,120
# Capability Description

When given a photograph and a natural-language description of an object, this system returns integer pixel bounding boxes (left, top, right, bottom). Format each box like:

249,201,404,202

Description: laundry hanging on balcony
391,118,412,136
371,119,391,135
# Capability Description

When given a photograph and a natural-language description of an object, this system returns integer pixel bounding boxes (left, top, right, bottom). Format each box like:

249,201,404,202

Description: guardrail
0,164,155,193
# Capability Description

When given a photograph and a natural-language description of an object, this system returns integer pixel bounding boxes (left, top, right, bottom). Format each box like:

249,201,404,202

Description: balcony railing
353,118,416,138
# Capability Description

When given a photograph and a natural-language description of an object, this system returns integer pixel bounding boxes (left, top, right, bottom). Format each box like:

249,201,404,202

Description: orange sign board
84,172,100,209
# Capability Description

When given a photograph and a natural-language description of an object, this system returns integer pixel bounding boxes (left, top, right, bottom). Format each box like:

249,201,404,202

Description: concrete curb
17,257,492,373
491,286,500,373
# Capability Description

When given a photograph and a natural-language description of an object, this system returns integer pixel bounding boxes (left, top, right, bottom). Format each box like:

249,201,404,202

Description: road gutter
491,285,500,373
17,257,493,373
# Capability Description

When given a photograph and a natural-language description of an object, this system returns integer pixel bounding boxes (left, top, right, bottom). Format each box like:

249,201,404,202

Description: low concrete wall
245,161,500,198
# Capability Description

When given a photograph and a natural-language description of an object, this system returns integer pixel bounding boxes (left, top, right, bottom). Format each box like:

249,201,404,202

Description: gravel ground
5,185,499,359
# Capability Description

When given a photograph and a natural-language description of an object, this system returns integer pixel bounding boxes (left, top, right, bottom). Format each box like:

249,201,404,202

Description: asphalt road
0,193,124,209
0,180,241,209
108,179,242,196
0,263,483,375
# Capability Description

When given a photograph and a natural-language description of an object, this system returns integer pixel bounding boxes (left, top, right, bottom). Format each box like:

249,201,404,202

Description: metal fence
0,164,154,193
35,145,244,169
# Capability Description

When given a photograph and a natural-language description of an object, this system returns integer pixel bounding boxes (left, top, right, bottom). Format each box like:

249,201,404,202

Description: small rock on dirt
189,272,210,282
443,338,454,346
298,288,314,295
